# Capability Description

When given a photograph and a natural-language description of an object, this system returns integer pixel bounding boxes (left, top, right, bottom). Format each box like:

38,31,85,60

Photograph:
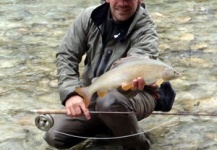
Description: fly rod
30,109,217,117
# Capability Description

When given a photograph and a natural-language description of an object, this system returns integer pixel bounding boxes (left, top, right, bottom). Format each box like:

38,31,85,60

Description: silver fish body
76,57,179,106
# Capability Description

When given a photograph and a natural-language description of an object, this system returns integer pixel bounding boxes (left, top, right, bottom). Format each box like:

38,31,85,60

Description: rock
190,43,208,50
177,16,192,23
179,33,195,41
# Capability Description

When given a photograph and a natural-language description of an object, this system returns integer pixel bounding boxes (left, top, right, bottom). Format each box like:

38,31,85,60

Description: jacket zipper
94,43,106,77
97,49,113,76
94,22,114,77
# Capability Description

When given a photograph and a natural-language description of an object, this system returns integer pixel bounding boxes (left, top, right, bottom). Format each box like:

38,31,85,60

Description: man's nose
120,0,130,6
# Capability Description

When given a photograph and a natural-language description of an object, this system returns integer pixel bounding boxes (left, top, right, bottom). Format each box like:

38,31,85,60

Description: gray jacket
56,3,159,104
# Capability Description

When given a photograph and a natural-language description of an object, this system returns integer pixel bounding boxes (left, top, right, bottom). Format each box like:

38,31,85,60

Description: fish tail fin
75,87,92,107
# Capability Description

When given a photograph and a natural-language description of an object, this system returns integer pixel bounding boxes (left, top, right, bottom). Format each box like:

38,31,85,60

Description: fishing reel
35,114,54,131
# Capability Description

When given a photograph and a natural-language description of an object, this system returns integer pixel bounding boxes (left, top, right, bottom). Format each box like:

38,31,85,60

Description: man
44,0,176,149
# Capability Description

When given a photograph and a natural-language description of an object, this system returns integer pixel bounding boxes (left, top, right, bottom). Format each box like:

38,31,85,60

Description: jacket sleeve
56,10,89,105
127,9,159,59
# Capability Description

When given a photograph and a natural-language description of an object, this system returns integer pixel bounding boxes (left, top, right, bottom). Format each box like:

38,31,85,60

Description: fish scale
76,57,179,107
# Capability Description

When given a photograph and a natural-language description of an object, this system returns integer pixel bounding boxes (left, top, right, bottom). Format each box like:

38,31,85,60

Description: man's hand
131,77,157,91
65,95,90,120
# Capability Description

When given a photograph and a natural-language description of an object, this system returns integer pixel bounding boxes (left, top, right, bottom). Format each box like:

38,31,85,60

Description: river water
0,0,217,150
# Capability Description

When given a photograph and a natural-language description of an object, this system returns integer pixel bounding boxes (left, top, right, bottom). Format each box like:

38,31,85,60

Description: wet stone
0,0,217,150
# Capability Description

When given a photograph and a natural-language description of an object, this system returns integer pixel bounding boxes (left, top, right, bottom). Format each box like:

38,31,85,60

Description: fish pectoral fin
121,82,132,91
156,78,164,86
97,91,107,98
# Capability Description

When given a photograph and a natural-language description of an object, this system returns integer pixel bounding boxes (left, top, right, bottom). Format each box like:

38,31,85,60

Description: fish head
162,68,180,80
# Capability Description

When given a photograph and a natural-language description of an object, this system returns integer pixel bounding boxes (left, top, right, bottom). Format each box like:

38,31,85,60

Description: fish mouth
176,71,180,78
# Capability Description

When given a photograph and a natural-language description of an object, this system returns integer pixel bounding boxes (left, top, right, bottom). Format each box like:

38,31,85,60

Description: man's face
106,0,142,22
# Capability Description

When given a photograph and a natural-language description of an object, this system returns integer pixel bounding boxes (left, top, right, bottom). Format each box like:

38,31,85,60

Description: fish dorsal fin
110,56,149,69
121,82,132,91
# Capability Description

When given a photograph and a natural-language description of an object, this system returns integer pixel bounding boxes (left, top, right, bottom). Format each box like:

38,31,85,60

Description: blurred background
0,0,217,149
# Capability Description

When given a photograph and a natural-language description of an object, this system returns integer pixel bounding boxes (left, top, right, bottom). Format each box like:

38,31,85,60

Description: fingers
66,104,80,117
150,83,158,88
132,77,145,91
65,95,91,120
66,104,90,120
80,103,90,120
74,105,82,115
137,77,145,90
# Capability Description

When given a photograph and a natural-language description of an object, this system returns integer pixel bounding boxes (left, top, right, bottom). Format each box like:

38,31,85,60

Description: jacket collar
91,3,147,41
91,2,146,26
91,3,109,27
91,3,133,42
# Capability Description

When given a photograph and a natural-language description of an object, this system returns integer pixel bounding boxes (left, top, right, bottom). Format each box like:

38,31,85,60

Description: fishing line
53,119,174,140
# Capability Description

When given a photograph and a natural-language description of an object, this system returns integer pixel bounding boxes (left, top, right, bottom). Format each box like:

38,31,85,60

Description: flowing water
0,0,217,149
